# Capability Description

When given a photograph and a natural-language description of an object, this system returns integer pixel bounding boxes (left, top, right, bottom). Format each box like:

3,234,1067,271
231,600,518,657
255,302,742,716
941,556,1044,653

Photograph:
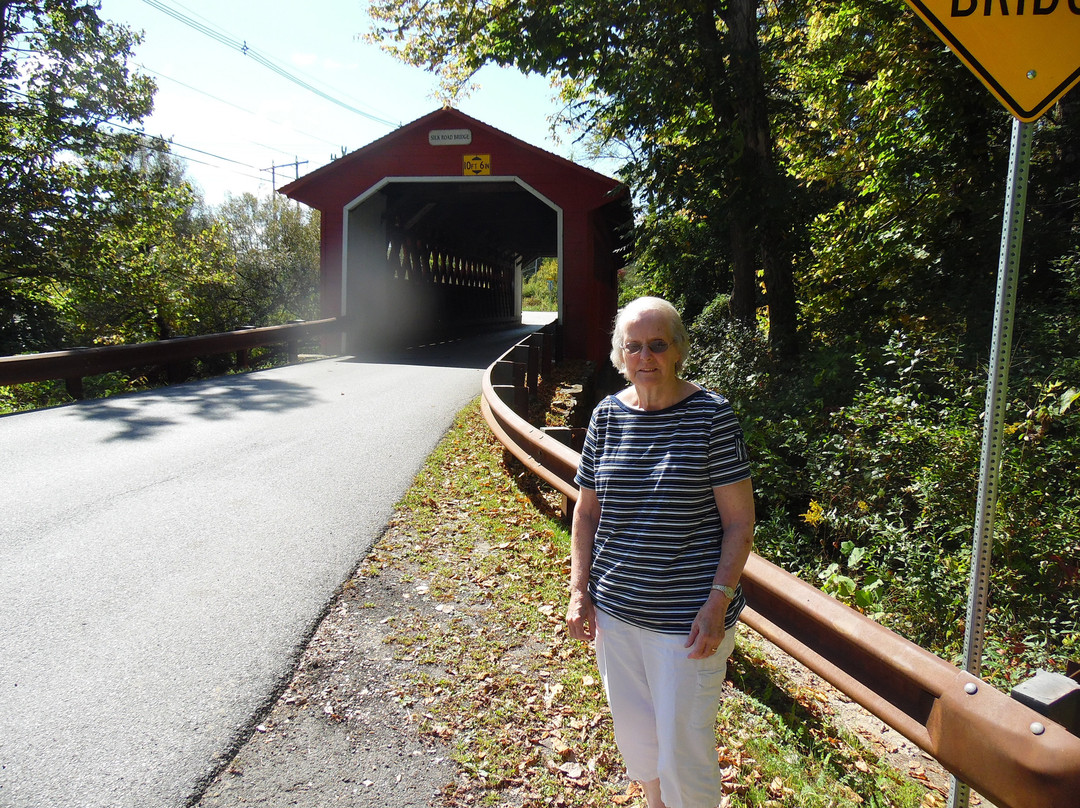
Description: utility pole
261,157,309,190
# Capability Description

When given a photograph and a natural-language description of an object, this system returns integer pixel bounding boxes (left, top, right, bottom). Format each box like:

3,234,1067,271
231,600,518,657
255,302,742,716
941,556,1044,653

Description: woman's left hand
685,595,728,659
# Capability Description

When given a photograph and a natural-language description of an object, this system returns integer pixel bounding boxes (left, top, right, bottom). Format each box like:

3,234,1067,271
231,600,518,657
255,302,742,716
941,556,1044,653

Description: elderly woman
566,296,755,808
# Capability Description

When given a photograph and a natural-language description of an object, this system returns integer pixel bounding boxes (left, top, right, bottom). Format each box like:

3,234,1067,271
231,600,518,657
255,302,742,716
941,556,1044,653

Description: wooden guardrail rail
480,326,1080,808
0,318,344,399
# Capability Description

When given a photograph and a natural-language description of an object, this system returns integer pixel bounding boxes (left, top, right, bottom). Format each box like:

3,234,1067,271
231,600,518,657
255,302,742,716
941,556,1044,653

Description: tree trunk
724,0,799,357
728,215,756,324
691,1,757,323
0,2,10,49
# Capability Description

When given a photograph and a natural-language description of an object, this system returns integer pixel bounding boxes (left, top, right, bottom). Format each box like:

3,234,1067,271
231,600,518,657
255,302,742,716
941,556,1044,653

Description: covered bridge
279,108,632,363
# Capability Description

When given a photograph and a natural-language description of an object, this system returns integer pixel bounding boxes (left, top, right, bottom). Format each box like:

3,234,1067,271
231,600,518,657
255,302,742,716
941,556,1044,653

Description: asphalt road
0,320,550,808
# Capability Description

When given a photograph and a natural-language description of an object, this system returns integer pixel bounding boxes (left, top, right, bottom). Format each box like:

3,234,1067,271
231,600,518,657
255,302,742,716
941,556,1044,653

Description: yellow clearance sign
905,0,1080,121
463,154,491,176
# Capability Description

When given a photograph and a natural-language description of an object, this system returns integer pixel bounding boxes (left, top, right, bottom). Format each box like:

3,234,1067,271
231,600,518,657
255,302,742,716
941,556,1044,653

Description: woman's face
621,309,682,390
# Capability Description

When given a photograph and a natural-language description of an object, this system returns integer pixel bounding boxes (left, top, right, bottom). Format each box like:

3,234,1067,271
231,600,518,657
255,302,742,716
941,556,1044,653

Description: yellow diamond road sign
905,0,1080,121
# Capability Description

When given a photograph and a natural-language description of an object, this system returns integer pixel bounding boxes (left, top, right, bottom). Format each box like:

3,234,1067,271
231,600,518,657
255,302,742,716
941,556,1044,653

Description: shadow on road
72,373,324,441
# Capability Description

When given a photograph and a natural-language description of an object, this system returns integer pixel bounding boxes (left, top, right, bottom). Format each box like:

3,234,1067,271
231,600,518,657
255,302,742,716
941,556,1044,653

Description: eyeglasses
623,339,670,355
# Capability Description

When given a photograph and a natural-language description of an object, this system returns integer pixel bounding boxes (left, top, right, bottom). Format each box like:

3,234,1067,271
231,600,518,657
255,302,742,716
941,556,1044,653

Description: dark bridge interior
360,179,560,350
383,181,558,267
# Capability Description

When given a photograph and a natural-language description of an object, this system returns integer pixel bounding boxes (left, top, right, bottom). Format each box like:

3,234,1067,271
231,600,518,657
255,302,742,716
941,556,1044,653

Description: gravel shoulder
194,544,454,808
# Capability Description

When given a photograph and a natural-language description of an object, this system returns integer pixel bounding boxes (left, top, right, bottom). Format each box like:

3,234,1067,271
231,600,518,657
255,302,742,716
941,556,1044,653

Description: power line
129,0,408,194
11,0,403,195
262,157,309,190
139,62,349,154
139,0,400,128
3,86,269,186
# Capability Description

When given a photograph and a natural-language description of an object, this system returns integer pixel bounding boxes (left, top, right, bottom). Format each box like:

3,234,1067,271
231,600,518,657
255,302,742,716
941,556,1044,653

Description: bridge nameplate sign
905,0,1080,121
429,128,473,146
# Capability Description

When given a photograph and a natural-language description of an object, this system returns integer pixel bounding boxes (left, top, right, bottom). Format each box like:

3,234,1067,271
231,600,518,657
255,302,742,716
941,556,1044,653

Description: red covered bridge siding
280,108,632,362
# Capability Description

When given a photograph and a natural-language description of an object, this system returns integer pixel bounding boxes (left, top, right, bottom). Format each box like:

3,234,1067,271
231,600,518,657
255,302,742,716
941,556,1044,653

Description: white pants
594,609,737,808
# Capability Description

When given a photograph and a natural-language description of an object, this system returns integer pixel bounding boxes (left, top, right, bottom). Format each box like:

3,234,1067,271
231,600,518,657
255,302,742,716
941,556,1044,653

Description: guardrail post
509,345,531,415
236,326,255,369
541,328,554,378
548,320,564,363
61,347,88,399
514,362,528,418
526,335,540,397
1011,670,1080,735
490,358,529,418
165,343,188,386
542,426,573,446
541,426,587,452
286,319,304,363
491,384,516,413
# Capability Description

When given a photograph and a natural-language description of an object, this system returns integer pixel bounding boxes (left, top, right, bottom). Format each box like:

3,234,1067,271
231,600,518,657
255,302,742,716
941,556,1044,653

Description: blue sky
99,0,612,205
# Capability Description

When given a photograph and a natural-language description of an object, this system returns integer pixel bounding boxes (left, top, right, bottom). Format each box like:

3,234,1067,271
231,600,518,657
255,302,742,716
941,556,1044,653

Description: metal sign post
946,116,1033,808
898,4,1065,804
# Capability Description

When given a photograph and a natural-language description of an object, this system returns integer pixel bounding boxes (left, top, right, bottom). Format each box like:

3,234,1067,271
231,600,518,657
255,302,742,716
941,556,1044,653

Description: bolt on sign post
901,3,1079,807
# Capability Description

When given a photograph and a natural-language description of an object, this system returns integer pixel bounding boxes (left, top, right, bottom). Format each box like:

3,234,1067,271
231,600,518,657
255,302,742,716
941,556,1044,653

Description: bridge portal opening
521,257,559,313
343,177,560,352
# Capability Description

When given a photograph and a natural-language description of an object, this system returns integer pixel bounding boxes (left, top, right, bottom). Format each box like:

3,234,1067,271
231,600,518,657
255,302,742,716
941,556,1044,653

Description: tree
367,0,800,355
68,181,321,344
776,0,1079,363
1,0,156,352
776,1,1004,352
62,142,232,345
522,257,558,311
216,192,320,327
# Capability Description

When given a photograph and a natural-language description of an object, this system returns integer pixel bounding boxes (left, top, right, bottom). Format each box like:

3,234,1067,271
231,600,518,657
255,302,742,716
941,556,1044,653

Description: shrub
688,302,1079,688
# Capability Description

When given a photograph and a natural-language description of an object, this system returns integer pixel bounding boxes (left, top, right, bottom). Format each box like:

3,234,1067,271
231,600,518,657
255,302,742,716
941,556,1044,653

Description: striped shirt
575,389,751,635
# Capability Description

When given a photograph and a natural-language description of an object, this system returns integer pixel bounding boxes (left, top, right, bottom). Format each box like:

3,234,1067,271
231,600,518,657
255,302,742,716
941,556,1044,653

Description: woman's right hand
566,588,596,641
567,488,600,642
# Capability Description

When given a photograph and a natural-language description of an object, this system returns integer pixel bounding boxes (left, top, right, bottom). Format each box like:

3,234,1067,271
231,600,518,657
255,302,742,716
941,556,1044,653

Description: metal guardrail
0,318,344,399
480,327,1080,808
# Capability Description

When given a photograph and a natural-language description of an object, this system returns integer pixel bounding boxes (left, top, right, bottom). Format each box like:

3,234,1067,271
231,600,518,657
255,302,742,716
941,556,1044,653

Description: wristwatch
711,583,737,599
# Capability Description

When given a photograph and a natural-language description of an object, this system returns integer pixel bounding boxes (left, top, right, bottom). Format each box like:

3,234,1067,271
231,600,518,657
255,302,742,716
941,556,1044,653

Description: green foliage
521,257,558,312
818,542,885,617
689,309,1080,689
216,192,321,327
780,1,1080,363
629,211,735,321
61,144,233,344
1,0,157,352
